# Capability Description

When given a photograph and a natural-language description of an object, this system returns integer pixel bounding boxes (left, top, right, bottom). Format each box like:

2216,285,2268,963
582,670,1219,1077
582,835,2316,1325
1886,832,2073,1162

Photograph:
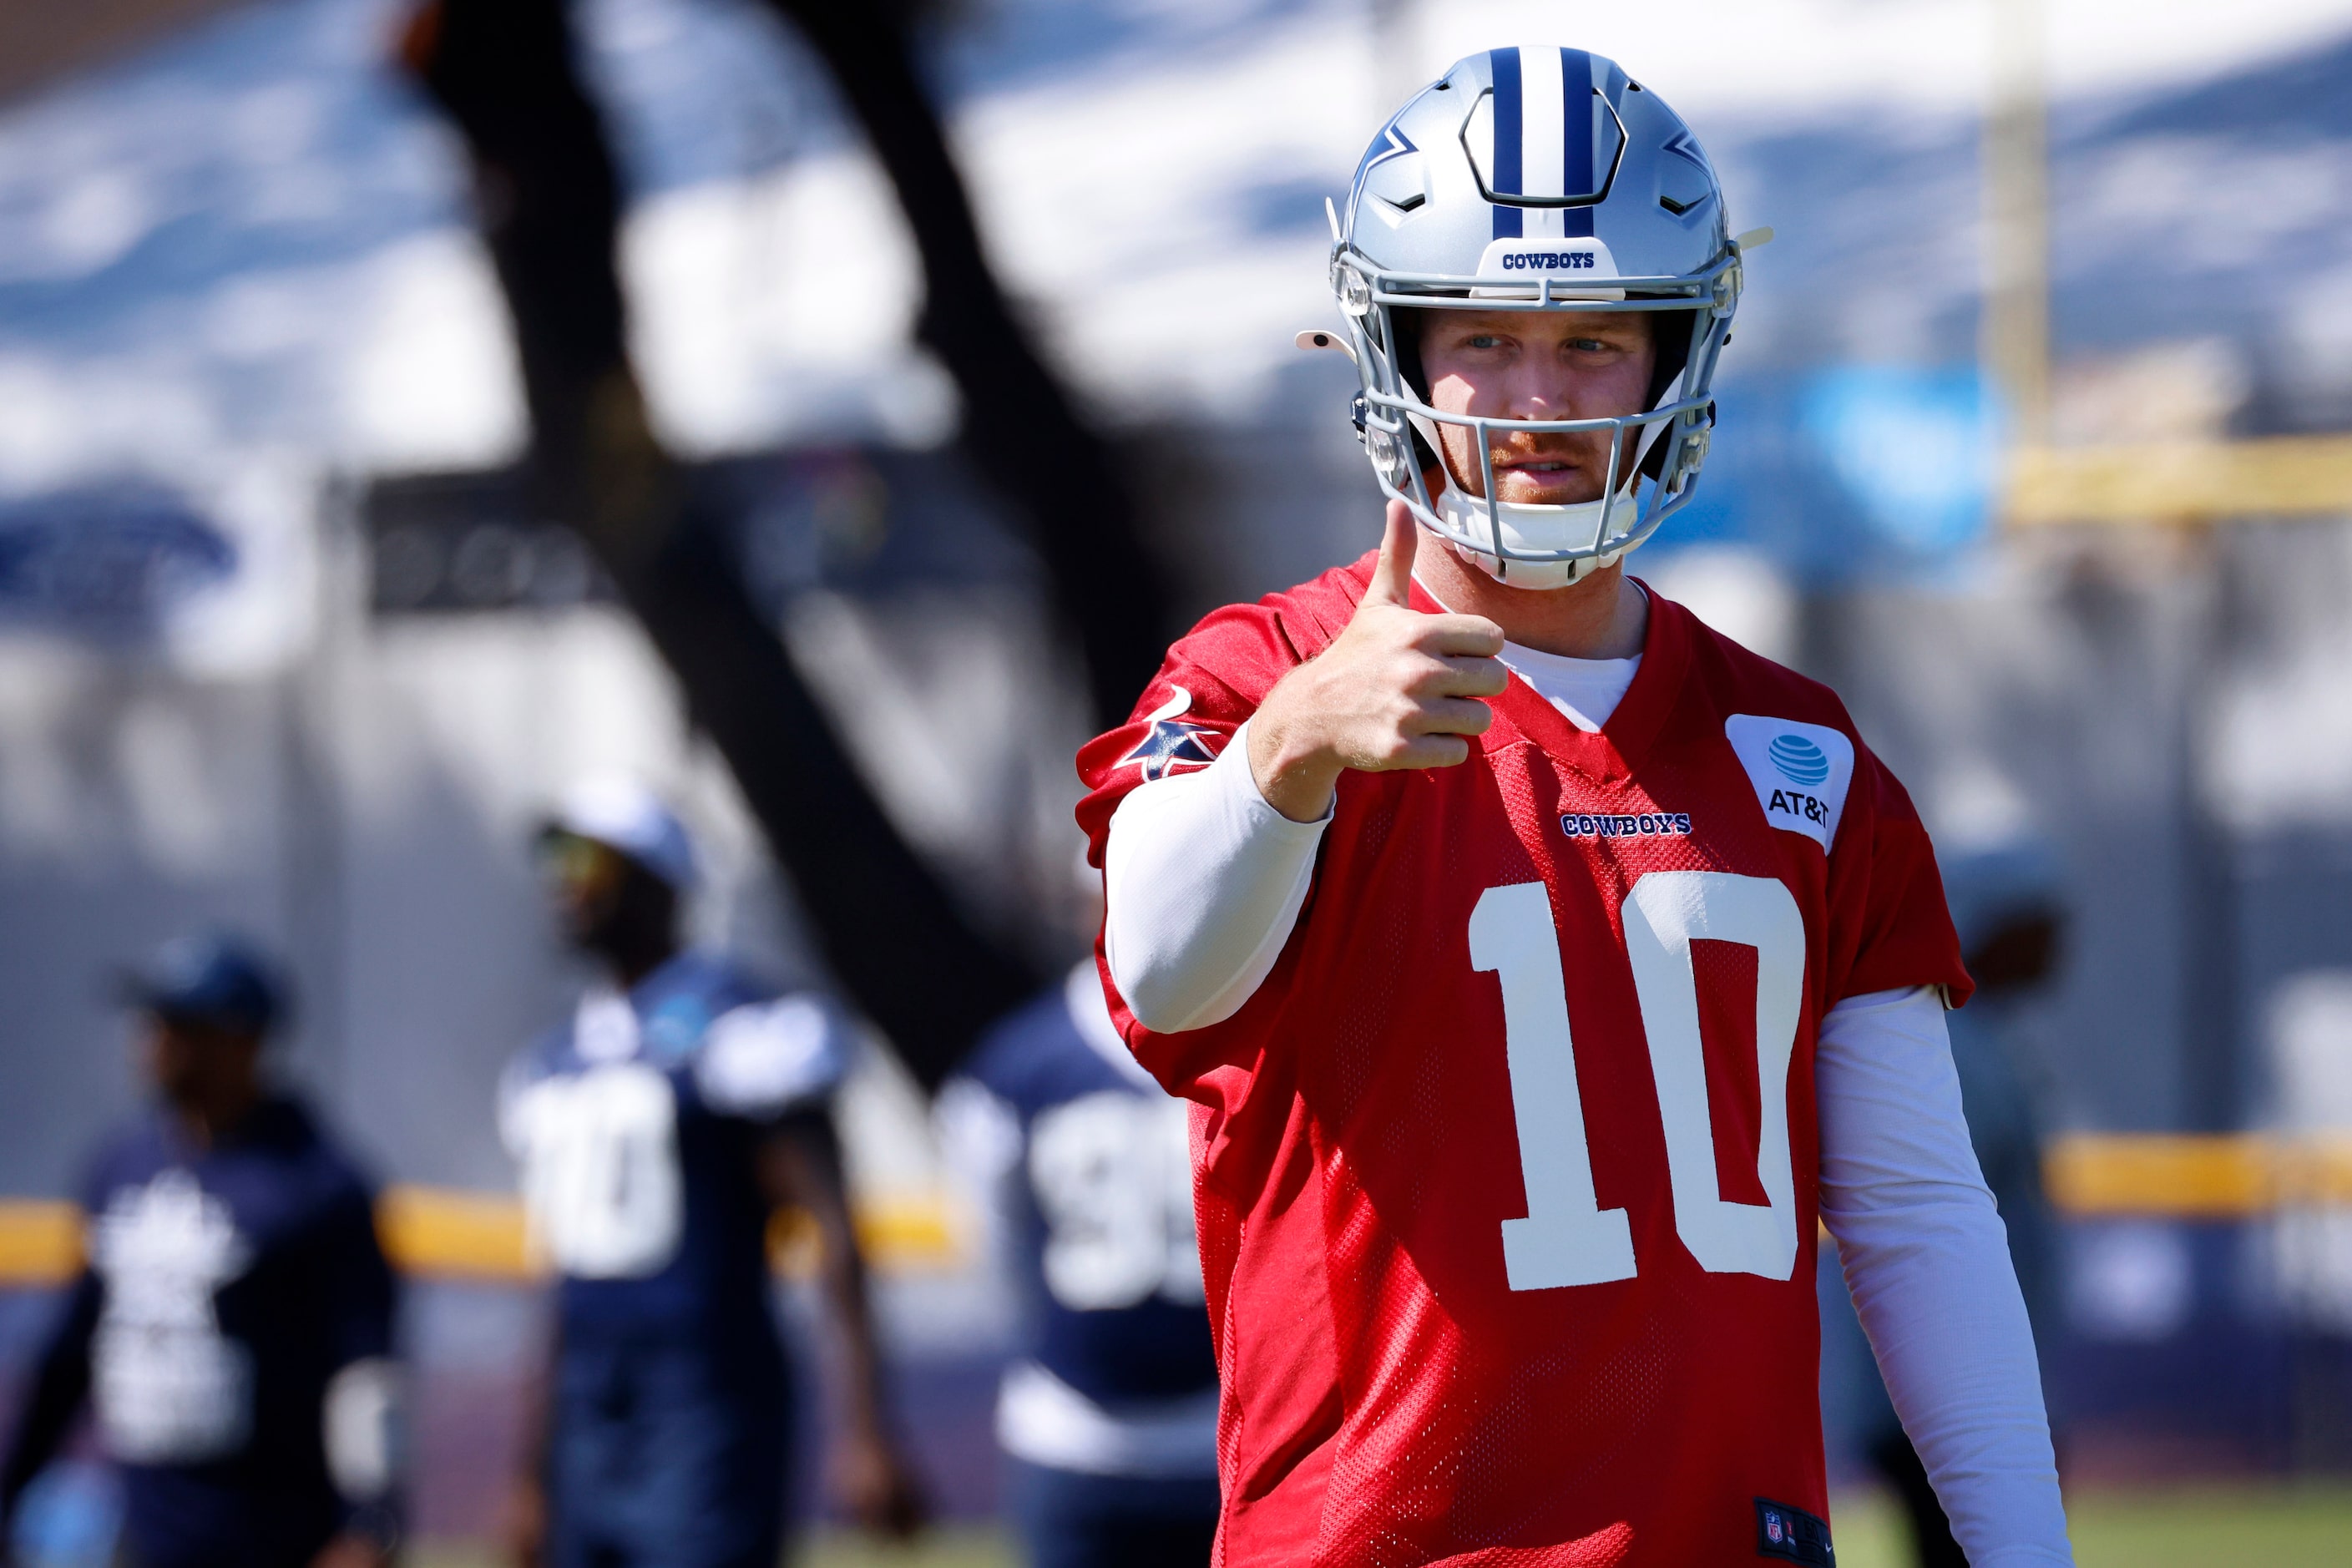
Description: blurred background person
0,936,403,1568
1822,838,2069,1567
936,871,1220,1568
498,777,924,1568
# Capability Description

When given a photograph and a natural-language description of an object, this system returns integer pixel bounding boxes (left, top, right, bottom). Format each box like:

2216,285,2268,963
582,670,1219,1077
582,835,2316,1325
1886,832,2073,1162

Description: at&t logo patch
1723,715,1855,851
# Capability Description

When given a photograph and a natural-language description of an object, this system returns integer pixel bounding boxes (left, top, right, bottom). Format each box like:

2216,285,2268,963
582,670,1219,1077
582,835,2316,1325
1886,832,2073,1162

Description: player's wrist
1247,697,1343,822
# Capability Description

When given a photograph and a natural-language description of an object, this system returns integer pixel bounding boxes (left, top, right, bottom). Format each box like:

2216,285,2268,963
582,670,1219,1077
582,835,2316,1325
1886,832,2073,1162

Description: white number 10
1470,870,1804,1291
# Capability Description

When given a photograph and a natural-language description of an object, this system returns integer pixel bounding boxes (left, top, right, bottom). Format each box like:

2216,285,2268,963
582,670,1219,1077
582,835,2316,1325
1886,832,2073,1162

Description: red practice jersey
1075,554,1971,1567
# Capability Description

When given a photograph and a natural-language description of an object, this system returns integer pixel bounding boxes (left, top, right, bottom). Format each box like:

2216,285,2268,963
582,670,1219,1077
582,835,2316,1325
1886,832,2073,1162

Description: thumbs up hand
1247,501,1509,822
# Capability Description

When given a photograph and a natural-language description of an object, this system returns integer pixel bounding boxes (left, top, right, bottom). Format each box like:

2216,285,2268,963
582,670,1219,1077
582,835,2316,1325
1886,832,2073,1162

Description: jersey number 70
1472,871,1804,1291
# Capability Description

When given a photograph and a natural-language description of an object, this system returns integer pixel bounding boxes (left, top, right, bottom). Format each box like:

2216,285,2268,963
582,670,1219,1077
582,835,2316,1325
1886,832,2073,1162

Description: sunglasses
534,830,625,892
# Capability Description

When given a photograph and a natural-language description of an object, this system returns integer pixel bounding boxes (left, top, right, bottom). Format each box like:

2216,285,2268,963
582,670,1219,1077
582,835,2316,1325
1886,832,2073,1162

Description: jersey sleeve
694,992,853,1120
317,1172,398,1370
1075,591,1340,868
1828,741,1975,1009
1074,593,1337,1107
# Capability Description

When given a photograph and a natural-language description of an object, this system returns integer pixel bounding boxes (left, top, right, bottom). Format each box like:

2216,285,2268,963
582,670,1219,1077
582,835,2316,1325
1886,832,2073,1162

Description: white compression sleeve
1103,721,1330,1033
1818,986,2073,1566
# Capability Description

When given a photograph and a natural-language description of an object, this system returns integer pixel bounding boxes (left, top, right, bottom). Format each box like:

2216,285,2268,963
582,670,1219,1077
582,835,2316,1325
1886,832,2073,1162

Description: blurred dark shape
759,0,1174,731
362,447,1036,615
401,0,1060,1091
1963,910,2061,994
0,485,235,640
0,934,402,1568
397,0,1170,726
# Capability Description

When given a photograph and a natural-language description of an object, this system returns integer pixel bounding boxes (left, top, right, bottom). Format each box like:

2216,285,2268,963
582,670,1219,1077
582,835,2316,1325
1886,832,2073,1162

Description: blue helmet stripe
1490,47,1523,238
1561,48,1597,237
1560,48,1596,196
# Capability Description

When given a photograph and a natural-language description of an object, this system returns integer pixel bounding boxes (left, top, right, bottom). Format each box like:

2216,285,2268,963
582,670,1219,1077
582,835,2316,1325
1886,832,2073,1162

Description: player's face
536,830,629,948
139,1013,260,1108
1418,308,1657,507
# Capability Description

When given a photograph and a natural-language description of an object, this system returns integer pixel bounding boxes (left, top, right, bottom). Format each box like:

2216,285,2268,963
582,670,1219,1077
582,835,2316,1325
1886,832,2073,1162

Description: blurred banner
0,468,317,674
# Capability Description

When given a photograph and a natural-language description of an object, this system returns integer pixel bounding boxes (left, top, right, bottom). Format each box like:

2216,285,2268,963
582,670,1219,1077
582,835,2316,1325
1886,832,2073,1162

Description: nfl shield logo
1766,1514,1786,1545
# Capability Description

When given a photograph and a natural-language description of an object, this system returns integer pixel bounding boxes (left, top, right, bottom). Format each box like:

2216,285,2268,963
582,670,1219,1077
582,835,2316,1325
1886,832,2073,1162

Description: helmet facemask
1344,268,1733,590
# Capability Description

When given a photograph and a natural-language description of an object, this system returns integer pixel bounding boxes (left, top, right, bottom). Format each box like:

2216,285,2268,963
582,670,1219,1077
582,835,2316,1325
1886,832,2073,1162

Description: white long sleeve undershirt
1815,987,2072,1565
1100,645,2071,1563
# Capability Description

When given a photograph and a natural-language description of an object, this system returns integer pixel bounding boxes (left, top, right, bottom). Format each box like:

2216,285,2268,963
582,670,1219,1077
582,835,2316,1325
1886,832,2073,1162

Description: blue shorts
546,1337,790,1568
1009,1460,1219,1568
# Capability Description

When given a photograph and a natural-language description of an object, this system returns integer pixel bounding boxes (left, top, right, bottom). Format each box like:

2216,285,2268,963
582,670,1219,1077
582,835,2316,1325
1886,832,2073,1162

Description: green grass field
1833,1485,2352,1566
417,1487,2352,1567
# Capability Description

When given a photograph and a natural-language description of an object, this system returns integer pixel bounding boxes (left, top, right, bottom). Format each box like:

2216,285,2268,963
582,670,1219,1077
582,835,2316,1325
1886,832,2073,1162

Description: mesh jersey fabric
1075,554,1970,1567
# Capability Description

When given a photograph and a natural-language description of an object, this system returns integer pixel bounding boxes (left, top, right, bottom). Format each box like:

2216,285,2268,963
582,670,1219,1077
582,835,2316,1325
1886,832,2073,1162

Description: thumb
1362,499,1419,610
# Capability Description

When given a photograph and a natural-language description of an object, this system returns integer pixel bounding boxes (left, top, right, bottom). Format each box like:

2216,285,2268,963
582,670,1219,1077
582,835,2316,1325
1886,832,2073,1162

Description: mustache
1482,431,1608,466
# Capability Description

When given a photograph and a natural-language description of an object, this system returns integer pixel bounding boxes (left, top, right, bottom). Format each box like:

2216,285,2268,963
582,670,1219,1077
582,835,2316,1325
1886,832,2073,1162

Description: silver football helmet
1325,48,1743,588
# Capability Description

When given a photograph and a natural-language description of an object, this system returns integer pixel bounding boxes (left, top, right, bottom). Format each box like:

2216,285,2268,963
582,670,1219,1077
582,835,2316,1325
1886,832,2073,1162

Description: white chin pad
1447,538,1616,589
1429,478,1640,590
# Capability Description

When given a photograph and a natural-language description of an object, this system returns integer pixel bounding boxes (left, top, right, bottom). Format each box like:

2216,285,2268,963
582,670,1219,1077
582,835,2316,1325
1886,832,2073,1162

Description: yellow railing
2006,436,2352,525
0,1203,82,1287
0,1186,965,1287
3,1136,2348,1287
375,1186,967,1284
2043,1133,2352,1218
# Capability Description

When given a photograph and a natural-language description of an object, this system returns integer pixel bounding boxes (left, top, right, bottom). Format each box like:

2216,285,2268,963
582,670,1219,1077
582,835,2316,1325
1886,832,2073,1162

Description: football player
1076,48,2073,1566
938,958,1221,1568
0,936,402,1568
498,778,923,1568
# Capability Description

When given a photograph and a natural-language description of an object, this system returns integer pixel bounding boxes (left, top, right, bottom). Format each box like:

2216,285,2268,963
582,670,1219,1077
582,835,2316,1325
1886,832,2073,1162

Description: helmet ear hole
1393,307,1430,403
1388,307,1444,481
1637,308,1699,483
1645,308,1696,408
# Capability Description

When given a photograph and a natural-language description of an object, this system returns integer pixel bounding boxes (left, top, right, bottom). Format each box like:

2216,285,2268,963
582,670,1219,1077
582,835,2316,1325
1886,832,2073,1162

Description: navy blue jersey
21,1096,396,1568
501,951,847,1363
943,967,1216,1418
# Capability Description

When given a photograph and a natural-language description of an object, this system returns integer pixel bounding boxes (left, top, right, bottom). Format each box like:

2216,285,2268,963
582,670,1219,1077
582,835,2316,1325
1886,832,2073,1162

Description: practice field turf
1833,1485,2352,1566
416,1487,2352,1566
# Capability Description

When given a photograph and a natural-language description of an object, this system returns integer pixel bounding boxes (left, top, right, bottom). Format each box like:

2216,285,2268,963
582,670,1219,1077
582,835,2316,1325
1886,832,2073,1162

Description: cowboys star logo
1115,686,1221,781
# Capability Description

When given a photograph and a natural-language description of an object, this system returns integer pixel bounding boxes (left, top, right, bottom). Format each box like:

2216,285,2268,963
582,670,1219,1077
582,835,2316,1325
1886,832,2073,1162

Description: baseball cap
541,775,697,892
119,934,285,1036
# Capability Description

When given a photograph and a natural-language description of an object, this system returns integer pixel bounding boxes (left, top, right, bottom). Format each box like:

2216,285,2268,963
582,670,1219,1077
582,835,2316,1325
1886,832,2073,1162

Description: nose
1502,367,1590,426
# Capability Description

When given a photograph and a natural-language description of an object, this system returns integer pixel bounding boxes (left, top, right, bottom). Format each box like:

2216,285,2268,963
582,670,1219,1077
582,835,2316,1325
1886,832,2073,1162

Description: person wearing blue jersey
499,778,923,1568
0,936,403,1568
938,962,1220,1568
